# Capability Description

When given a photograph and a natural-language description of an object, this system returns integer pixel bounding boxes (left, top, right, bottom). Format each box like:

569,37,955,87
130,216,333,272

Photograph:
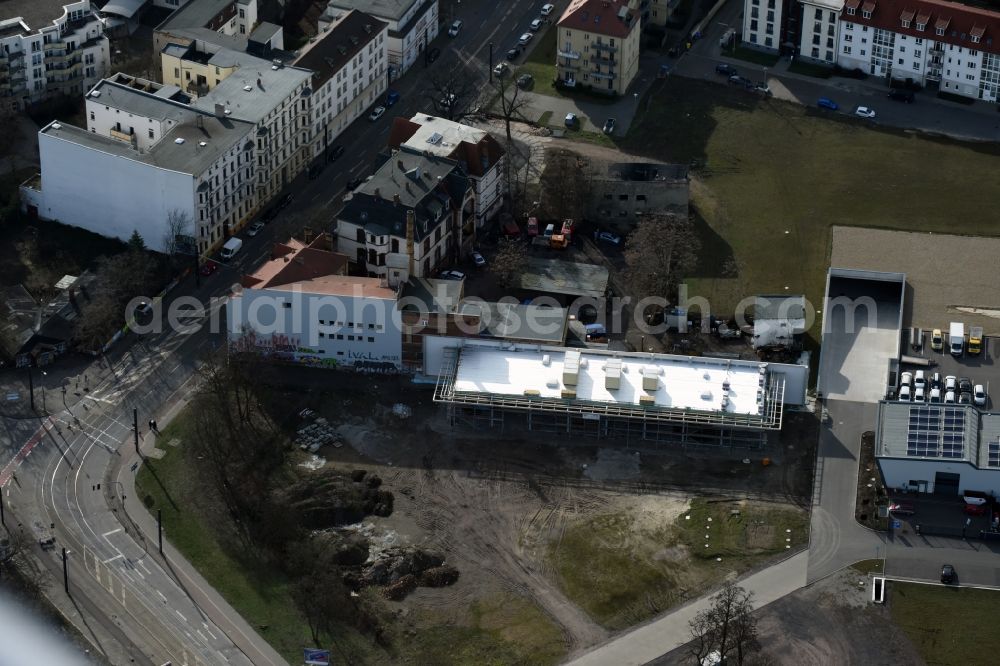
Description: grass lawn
788,59,834,78
549,498,807,630
620,78,1000,332
890,582,1000,665
729,45,781,67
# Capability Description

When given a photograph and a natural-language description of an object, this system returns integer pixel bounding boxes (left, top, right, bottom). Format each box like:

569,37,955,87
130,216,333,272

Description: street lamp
489,42,495,84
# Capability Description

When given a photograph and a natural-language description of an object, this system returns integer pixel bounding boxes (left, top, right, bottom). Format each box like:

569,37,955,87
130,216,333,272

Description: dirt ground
269,367,817,656
651,567,925,665
830,226,1000,335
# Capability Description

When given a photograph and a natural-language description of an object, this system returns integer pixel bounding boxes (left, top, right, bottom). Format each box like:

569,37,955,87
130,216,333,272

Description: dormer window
847,6,855,15
916,22,925,31
936,27,945,36
862,10,871,18
901,19,910,28
972,34,981,43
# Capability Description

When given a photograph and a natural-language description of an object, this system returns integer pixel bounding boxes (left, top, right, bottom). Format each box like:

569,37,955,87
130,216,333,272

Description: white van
220,237,243,261
543,223,555,238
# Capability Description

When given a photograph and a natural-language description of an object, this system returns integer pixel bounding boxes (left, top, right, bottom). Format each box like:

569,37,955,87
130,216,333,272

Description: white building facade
837,0,1000,101
229,282,403,370
0,0,110,110
322,0,439,78
742,0,786,51
294,11,389,159
799,0,843,64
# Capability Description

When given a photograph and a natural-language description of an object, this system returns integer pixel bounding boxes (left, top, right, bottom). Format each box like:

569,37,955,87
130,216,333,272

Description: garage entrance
934,471,960,495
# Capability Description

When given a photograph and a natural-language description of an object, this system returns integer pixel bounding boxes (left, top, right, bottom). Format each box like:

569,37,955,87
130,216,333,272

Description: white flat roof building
435,343,787,445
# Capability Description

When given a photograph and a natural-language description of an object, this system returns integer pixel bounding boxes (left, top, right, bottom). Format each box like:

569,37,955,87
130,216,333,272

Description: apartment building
799,0,844,64
21,73,256,255
335,154,474,286
294,10,389,159
0,0,109,110
153,0,260,62
229,236,403,370
645,0,680,27
837,0,1000,101
389,113,506,231
321,0,438,78
556,0,642,96
742,0,795,52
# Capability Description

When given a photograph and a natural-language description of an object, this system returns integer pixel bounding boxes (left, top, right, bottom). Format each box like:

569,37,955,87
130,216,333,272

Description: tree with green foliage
128,229,146,252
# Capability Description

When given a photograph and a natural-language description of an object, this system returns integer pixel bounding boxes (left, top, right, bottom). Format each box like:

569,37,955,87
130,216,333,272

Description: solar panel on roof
903,404,968,460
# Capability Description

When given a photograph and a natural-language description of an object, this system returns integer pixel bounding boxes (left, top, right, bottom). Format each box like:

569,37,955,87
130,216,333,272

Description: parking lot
897,332,997,410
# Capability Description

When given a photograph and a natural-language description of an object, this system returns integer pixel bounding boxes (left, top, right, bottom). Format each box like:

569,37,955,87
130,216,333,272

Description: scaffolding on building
433,347,785,448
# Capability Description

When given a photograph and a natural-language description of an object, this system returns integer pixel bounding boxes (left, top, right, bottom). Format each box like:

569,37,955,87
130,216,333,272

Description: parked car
386,90,401,107
888,501,915,516
246,221,265,237
199,261,219,277
944,390,956,404
437,270,466,280
959,377,973,394
427,47,441,63
346,176,364,191
602,118,616,134
915,386,926,402
888,88,915,103
728,74,752,87
715,63,736,76
914,370,926,390
540,3,555,16
754,82,772,95
518,32,533,46
596,230,622,246
564,112,578,128
493,62,510,78
369,105,386,121
900,371,913,387
940,564,956,584
974,384,988,407
471,250,487,267
931,328,944,351
855,105,876,118
929,388,942,403
526,217,539,237
898,385,912,401
329,144,345,160
516,73,533,89
530,18,544,31
930,372,942,390
278,193,293,209
447,19,463,37
658,63,671,78
817,97,839,110
506,46,522,60
945,375,957,392
959,391,973,404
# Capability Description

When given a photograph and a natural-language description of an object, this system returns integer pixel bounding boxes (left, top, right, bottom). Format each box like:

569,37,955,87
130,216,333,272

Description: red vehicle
199,260,219,277
526,217,539,237
561,218,575,238
963,502,988,516
502,219,520,237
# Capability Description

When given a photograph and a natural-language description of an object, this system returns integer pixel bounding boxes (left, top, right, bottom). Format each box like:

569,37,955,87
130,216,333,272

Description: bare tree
489,237,527,289
539,150,589,223
491,73,532,147
423,70,479,121
688,583,760,666
624,213,700,309
162,209,195,259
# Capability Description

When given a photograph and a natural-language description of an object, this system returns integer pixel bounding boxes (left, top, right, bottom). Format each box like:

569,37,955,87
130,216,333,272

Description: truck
220,237,243,261
949,322,965,357
968,326,984,355
550,219,574,249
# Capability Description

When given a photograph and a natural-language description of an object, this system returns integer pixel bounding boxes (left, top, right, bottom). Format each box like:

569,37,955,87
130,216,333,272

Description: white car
368,105,386,121
974,385,988,406
914,386,925,402
898,385,912,402
246,221,265,237
914,370,926,390
900,371,913,388
944,390,956,404
855,106,876,118
518,32,533,46
541,3,555,16
437,270,466,281
447,19,463,37
530,18,543,31
493,62,510,78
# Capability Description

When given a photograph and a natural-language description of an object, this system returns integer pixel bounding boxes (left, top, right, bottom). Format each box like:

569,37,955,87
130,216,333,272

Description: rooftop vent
243,85,252,91
51,122,62,130
90,90,101,98
174,138,185,144
198,141,207,147
426,132,443,145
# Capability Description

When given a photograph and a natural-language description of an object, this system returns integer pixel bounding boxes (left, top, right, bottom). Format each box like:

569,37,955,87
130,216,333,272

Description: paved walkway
564,551,808,666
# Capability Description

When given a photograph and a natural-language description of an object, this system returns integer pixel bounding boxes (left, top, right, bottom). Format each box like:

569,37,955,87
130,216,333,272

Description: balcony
557,48,582,59
590,70,617,80
591,41,618,53
591,54,617,66
186,81,210,96
109,128,134,143
559,60,580,71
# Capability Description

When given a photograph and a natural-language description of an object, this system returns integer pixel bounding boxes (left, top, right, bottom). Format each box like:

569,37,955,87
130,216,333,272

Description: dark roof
607,162,689,181
399,277,464,313
462,302,569,344
842,0,1000,55
558,0,637,39
294,10,388,89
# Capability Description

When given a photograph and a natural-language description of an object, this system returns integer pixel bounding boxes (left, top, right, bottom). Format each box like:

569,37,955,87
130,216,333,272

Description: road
0,0,563,663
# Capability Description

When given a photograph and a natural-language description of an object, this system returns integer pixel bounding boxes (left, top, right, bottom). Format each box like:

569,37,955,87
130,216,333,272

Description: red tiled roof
841,0,1000,55
558,0,637,39
241,241,349,290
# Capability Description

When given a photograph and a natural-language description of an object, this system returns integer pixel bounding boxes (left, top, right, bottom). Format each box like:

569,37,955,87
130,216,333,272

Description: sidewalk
564,550,809,666
112,393,289,666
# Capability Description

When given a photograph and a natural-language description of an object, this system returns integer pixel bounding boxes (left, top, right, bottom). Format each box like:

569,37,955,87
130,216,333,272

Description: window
815,8,823,19
972,35,981,44
970,49,978,56
319,332,325,338
967,74,975,80
148,128,154,139
766,23,773,34
89,111,94,120
916,23,925,31
844,45,852,54
861,49,866,55
337,334,344,340
914,49,922,57
618,194,628,201
913,62,920,70
751,19,758,31
283,302,291,309
901,20,910,28
811,47,819,58
898,58,904,65
367,337,374,343
847,7,855,15
767,10,774,21
936,27,945,36
826,50,833,61
827,38,834,48
846,23,854,31
813,34,820,45
764,36,773,47
899,46,905,53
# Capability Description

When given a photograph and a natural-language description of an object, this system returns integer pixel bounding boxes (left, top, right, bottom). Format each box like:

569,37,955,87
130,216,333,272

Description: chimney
393,194,401,206
196,115,204,128
374,187,381,199
256,78,263,90
214,103,225,118
406,209,416,279
397,159,405,171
